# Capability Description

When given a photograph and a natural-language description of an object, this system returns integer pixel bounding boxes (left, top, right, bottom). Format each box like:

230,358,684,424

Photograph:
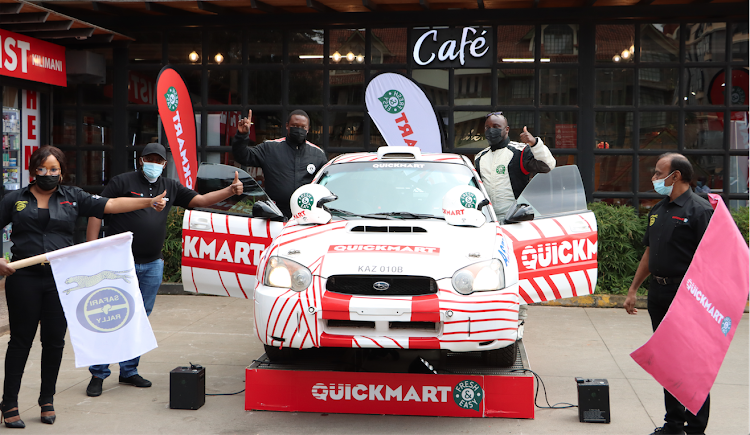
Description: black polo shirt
643,188,713,278
101,171,197,264
0,185,109,261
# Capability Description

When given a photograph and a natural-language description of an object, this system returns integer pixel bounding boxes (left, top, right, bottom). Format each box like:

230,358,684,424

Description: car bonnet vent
377,146,421,160
351,226,427,233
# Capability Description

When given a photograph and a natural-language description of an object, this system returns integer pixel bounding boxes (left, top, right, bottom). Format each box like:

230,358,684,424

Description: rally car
181,147,597,367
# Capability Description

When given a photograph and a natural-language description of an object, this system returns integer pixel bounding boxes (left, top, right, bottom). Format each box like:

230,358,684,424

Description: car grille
326,275,437,296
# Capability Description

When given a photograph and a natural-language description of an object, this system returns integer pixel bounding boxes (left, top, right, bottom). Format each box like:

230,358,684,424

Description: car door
500,165,598,303
180,163,285,298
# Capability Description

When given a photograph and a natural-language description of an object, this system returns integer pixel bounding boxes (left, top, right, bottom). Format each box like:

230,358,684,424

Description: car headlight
263,257,312,292
451,259,505,295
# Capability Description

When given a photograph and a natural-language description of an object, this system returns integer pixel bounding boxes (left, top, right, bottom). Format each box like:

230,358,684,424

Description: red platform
245,341,535,418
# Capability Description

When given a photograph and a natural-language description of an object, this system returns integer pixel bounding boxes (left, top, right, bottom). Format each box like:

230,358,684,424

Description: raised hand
520,126,536,146
238,109,253,134
152,190,167,212
230,171,244,195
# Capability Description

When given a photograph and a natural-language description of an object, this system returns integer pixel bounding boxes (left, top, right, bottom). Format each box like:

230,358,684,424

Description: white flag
47,232,157,368
365,72,442,153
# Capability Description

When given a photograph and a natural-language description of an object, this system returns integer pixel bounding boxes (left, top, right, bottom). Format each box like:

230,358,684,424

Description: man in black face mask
474,112,556,220
232,109,328,218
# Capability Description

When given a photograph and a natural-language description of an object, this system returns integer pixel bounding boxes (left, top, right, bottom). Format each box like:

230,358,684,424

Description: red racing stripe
321,292,352,320
552,218,569,235
527,278,548,302
408,337,440,349
411,295,440,322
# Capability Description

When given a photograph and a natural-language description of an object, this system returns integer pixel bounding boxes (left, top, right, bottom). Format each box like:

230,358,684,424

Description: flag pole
8,253,49,269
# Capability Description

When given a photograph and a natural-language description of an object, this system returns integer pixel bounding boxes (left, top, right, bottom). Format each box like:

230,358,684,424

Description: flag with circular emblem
46,232,157,368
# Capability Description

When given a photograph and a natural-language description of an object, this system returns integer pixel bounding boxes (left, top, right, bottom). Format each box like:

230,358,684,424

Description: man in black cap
84,143,244,397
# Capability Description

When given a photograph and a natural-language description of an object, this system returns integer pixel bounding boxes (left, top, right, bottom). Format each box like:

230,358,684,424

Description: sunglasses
485,111,503,118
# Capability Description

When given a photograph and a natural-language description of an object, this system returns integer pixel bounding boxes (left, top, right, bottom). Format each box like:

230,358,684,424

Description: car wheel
263,344,299,362
483,341,518,368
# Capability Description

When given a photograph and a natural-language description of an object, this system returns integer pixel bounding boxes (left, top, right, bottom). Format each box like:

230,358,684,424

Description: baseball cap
142,143,167,160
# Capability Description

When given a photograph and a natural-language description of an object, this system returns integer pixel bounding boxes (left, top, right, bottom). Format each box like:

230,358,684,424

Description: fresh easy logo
460,191,476,208
298,192,313,210
721,317,732,335
311,382,452,402
378,89,405,114
75,287,135,333
520,237,597,270
453,380,482,411
164,86,178,111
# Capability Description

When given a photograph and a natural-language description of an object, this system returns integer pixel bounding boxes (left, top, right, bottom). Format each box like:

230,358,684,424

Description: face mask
142,162,164,182
36,175,60,191
485,127,506,146
652,171,675,196
287,127,308,146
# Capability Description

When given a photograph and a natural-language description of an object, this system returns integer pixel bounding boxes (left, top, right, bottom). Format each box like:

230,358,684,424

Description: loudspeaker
170,365,206,410
576,377,610,423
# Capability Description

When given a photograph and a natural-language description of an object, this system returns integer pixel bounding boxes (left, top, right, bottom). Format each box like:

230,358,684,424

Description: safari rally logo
378,89,405,114
64,270,137,333
297,192,314,210
164,86,179,111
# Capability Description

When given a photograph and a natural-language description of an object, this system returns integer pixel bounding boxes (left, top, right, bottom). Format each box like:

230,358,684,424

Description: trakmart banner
157,66,198,189
47,233,157,368
365,73,442,153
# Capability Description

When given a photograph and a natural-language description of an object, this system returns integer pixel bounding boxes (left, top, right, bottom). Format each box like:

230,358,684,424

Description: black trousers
648,279,710,434
2,268,67,407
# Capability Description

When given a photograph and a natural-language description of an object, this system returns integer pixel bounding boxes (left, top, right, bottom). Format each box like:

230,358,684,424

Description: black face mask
287,127,308,146
36,175,60,191
485,127,506,146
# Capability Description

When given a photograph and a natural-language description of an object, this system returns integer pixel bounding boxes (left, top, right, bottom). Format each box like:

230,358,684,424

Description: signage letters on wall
0,29,66,87
411,27,493,68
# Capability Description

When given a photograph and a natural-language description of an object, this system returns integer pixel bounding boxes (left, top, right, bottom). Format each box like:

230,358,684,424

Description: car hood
275,219,499,279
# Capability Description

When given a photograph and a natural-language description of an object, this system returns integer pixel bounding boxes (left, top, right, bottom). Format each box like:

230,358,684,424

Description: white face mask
652,171,675,196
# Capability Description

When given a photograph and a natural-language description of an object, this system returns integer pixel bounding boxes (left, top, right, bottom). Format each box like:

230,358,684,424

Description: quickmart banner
156,66,198,189
47,233,157,368
365,73,442,153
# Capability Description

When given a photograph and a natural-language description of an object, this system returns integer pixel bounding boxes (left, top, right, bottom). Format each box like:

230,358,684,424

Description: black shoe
650,427,686,435
86,376,104,397
40,404,55,425
119,374,152,388
0,402,25,429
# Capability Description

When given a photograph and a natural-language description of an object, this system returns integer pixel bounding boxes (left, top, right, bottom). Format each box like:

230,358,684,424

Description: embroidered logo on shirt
60,201,73,205
14,201,27,211
672,216,688,223
131,191,144,197
649,214,658,226
495,165,506,174
307,164,316,175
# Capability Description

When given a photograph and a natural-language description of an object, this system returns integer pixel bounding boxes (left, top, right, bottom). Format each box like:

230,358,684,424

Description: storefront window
595,111,633,149
686,23,727,62
454,69,491,106
129,31,163,64
729,155,749,195
248,111,283,143
330,70,364,105
248,70,282,105
289,70,323,105
370,118,386,148
639,69,678,105
330,29,366,66
289,29,325,64
127,70,159,106
329,111,364,148
729,111,749,150
685,67,725,106
638,155,660,193
541,24,578,63
690,155,724,193
498,69,534,105
595,155,632,192
640,112,679,149
168,30,203,65
128,110,159,147
208,69,240,105
207,30,241,65
371,28,407,64
82,111,113,146
306,110,324,145
555,154,576,168
412,69,449,106
540,69,578,105
540,111,576,148
497,25,534,64
80,150,111,186
595,69,633,106
247,29,282,64
595,25,634,64
453,111,486,149
731,23,749,63
685,112,723,149
52,109,76,146
180,69,203,106
640,24,679,63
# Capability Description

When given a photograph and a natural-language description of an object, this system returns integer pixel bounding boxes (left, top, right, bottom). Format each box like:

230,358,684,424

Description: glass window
129,31,163,64
497,25,534,63
507,111,537,144
541,24,578,63
52,109,76,146
82,111,113,146
168,30,202,65
330,70,364,105
639,69,678,106
53,83,77,106
207,30,241,65
330,29,366,66
62,150,76,185
498,69,534,105
638,198,661,215
207,69,240,105
248,70,282,105
305,110,324,146
638,155,660,193
248,111,283,144
729,111,749,150
453,111,486,149
555,154,576,168
595,111,633,149
690,155,725,193
595,69,633,106
128,110,159,147
179,69,203,107
595,155,632,192
412,69,449,106
539,112,576,149
685,67,725,106
370,117,387,148
290,29,325,64
731,23,749,63
686,23,727,62
80,150,111,186
289,70,323,105
329,111,364,148
371,28,407,64
685,112,723,150
729,155,749,195
127,70,159,106
454,69,491,106
203,111,242,149
247,29,282,63
595,25,634,64
540,69,578,106
640,24,679,63
640,112,679,150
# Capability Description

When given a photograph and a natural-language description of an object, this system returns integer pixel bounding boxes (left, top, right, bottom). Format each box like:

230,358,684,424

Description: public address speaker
576,377,610,423
170,364,205,410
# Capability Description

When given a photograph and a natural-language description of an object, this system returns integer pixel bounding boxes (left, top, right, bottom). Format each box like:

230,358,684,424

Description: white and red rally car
181,147,598,367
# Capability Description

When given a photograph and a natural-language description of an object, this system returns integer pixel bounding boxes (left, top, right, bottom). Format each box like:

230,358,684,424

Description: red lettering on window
27,115,36,140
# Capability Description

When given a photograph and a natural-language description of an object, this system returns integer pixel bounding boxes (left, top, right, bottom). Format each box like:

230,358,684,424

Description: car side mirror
252,200,286,222
505,203,535,223
316,194,338,208
477,198,490,212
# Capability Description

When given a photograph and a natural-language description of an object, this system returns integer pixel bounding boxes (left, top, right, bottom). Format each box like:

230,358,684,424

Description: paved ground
0,294,746,434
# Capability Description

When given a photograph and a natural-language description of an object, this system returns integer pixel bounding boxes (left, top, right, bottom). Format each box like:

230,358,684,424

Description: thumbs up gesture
230,171,244,196
238,109,253,134
151,190,168,212
520,126,536,146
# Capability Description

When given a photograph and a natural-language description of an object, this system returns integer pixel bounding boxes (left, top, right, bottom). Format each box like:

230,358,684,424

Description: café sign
0,28,66,87
411,27,493,68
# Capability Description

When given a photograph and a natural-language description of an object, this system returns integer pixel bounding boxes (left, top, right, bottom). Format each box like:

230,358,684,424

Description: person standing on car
624,153,713,435
84,143,244,397
232,109,328,218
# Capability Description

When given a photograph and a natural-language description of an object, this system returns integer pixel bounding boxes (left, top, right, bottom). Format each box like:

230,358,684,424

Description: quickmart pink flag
630,194,749,414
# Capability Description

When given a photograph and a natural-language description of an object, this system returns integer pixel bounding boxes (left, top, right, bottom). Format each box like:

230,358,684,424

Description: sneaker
650,427,686,435
86,377,104,397
119,374,152,388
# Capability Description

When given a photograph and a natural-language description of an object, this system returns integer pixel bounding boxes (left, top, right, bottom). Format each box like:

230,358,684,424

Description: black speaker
576,378,610,423
170,365,205,410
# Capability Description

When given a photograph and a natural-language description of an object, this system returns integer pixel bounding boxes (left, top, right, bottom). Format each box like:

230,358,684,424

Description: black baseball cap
142,143,167,160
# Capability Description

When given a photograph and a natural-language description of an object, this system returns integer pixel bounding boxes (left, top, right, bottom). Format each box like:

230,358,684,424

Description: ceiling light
215,53,224,64
332,51,341,62
189,51,199,62
346,52,355,62
621,50,631,60
629,45,635,54
356,54,364,63
613,55,621,62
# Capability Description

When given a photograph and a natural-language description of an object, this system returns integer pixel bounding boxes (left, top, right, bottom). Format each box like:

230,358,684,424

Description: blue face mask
652,171,675,196
142,162,164,181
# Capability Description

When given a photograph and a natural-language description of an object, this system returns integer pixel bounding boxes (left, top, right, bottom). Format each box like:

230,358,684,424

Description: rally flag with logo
156,66,198,190
630,194,749,414
364,72,442,153
46,233,157,368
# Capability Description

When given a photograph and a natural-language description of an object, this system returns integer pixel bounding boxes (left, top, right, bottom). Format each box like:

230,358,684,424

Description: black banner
411,27,493,68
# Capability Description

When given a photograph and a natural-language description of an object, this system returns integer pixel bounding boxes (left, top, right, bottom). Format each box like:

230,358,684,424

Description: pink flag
631,194,749,414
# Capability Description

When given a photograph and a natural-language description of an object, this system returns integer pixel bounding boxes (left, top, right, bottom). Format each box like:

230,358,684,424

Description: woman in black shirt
0,146,166,427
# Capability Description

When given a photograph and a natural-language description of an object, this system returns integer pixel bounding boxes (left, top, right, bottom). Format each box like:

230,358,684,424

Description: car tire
263,344,299,362
483,341,518,368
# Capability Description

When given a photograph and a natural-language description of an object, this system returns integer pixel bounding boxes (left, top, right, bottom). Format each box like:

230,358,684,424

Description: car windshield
318,161,480,217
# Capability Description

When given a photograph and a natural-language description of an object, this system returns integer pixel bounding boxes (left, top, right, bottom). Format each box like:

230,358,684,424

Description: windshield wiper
327,208,395,220
368,212,444,220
